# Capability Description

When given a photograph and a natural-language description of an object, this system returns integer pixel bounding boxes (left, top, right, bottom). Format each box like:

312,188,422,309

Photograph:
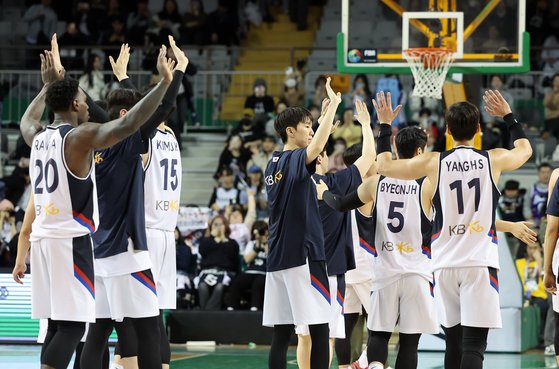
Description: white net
403,48,454,99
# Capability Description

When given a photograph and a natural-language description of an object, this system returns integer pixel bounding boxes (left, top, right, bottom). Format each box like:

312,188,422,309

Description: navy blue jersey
313,165,361,276
265,148,324,272
547,179,559,217
92,131,148,258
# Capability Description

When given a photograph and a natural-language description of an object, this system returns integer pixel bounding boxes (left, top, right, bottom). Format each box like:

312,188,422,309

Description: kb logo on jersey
265,171,283,186
381,241,413,254
94,152,104,164
36,202,60,217
448,220,485,236
155,200,179,211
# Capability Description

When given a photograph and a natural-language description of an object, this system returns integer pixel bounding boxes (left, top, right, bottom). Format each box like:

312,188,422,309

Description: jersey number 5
387,201,404,233
34,159,59,194
160,158,178,191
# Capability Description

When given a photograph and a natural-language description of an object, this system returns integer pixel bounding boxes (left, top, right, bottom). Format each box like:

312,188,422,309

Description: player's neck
283,142,302,151
453,139,475,148
52,113,77,127
316,167,326,175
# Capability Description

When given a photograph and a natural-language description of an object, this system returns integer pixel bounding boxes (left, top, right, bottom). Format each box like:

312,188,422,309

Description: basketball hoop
403,48,454,99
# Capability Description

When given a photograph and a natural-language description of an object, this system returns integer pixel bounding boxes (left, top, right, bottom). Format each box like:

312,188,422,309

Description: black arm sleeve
323,190,365,212
118,77,136,90
377,124,392,154
139,70,185,146
85,94,110,123
503,113,527,141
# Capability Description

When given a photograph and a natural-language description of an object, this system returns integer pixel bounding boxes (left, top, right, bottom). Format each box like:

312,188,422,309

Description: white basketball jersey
30,124,98,241
371,176,432,290
144,128,182,231
345,210,374,284
432,146,500,270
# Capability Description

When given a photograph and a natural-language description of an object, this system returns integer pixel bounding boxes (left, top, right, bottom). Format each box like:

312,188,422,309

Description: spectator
232,117,264,144
225,221,268,311
247,135,277,171
244,79,275,116
416,108,440,152
516,238,548,341
265,100,288,137
197,215,240,310
332,108,362,148
529,163,553,228
544,74,559,139
345,74,374,117
288,0,309,30
215,135,252,180
78,54,108,101
181,0,207,45
541,28,559,78
176,227,196,308
153,0,182,41
328,138,347,172
312,75,328,106
209,168,240,212
281,78,304,107
126,0,152,45
0,157,30,214
102,16,127,47
208,0,239,46
73,1,96,43
57,21,89,70
376,74,406,126
240,166,268,220
226,189,256,253
0,210,16,267
498,180,526,257
23,0,58,46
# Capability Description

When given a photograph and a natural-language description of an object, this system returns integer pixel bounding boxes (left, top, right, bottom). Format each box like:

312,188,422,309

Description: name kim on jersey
445,159,484,172
155,140,180,151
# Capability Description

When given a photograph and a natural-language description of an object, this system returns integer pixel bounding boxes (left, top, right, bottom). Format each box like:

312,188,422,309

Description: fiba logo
0,286,8,300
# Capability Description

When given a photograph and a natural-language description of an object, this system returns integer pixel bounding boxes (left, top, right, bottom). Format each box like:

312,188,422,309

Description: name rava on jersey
35,202,60,216
155,200,179,212
448,220,485,236
380,240,414,255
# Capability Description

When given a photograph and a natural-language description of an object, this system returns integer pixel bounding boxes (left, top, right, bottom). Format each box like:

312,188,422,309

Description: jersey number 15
160,158,178,191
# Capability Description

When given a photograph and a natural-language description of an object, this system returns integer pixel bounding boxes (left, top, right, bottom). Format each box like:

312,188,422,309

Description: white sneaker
545,344,556,356
368,362,384,369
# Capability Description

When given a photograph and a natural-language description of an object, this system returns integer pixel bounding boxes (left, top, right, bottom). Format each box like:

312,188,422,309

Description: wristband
377,125,392,154
503,113,527,141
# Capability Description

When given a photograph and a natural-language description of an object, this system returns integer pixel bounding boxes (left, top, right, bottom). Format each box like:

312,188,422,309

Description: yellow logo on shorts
468,221,484,234
396,241,413,255
94,152,104,164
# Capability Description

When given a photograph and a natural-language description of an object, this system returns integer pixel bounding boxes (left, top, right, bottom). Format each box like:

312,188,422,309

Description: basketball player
296,100,375,369
263,77,341,369
371,91,532,369
543,168,559,365
141,118,182,369
79,39,188,369
13,43,171,369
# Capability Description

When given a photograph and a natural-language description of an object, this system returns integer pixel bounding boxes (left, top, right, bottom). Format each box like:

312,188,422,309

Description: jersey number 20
34,159,59,194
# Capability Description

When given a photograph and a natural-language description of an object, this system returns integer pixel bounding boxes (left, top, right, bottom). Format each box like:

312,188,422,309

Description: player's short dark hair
45,78,80,113
342,143,362,166
274,107,313,143
395,127,427,159
538,162,553,171
106,88,143,120
445,101,480,142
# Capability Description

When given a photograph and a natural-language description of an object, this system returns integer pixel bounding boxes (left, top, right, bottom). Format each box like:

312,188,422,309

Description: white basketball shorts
263,260,331,327
367,274,439,334
95,269,160,321
296,274,346,339
344,279,373,315
31,235,95,323
146,228,177,309
435,267,502,329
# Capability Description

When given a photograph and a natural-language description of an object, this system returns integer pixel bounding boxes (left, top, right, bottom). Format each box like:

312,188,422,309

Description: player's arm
495,220,537,245
12,197,35,284
316,175,378,212
67,46,172,151
544,169,559,294
484,90,532,174
373,91,438,182
306,77,341,164
352,99,376,178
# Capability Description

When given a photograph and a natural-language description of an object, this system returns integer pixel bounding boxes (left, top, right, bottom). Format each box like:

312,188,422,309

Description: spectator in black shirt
215,135,252,180
208,0,239,46
154,0,182,41
126,0,152,45
58,21,89,70
181,0,208,45
244,79,275,116
498,180,527,257
197,215,240,310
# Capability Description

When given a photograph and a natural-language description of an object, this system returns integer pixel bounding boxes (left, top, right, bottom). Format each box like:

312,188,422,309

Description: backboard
336,0,528,74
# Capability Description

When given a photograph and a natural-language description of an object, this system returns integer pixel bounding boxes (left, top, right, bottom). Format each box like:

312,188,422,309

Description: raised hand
317,97,330,125
330,120,340,134
509,221,537,245
315,179,329,200
40,51,62,85
483,90,512,118
49,34,65,80
156,45,173,83
168,35,189,72
372,91,402,125
325,77,342,104
354,99,371,126
109,43,130,81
